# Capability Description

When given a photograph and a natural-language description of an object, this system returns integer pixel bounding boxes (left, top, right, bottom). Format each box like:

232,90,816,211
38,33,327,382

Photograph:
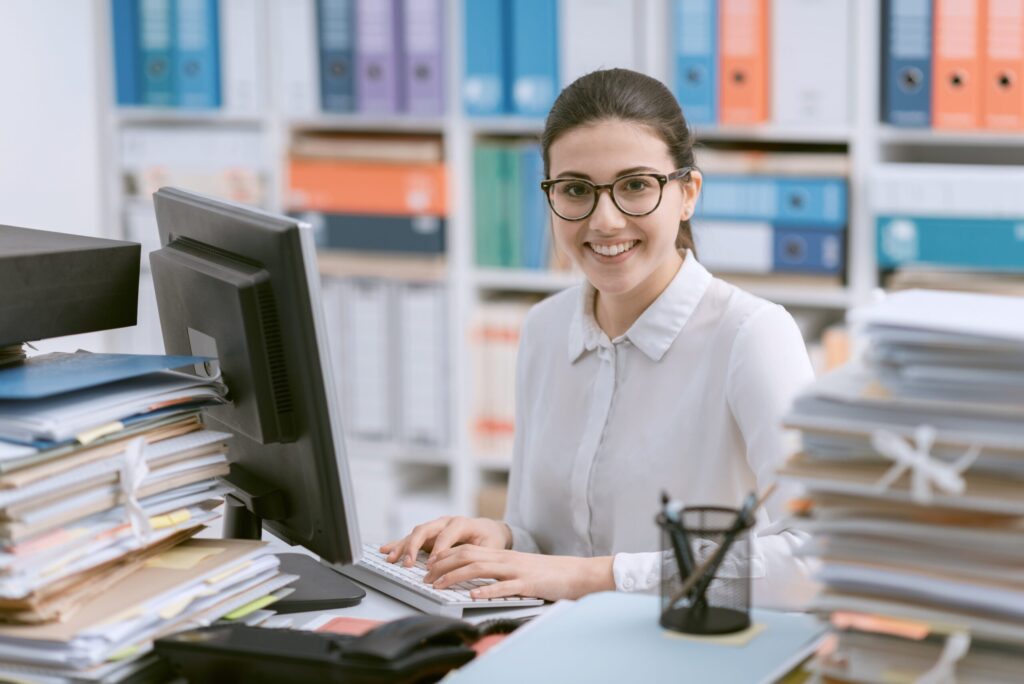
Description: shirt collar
567,251,712,363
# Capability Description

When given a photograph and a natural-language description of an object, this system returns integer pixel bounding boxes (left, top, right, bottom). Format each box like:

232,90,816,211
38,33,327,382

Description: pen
660,491,695,579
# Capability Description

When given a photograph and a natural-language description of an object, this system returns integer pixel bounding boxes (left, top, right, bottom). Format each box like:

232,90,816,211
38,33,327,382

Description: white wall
0,1,105,238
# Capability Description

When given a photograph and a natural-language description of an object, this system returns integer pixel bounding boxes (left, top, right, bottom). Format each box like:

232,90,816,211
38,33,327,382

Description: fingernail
427,555,436,563
470,590,480,598
433,576,445,588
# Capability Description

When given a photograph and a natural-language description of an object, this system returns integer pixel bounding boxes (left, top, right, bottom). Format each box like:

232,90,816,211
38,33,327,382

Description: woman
382,69,816,609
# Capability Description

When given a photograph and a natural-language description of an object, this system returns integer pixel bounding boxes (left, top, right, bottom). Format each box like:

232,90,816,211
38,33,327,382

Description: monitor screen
149,187,361,566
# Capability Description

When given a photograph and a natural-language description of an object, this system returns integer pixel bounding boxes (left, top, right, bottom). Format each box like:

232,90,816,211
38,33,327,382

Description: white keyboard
339,543,544,618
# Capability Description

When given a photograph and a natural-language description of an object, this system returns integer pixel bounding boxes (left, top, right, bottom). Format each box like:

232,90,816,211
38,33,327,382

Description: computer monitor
149,186,365,610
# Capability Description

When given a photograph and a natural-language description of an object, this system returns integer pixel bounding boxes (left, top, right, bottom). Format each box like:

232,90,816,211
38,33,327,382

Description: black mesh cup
656,505,753,635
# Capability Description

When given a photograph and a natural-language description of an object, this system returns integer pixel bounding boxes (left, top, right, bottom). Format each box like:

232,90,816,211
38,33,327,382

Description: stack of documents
780,290,1024,681
0,346,25,369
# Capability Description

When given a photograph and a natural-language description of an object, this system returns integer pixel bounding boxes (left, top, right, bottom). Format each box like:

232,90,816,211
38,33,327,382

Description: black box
0,224,140,345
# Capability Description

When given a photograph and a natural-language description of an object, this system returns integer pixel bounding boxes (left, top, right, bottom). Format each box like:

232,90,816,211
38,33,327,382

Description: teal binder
446,592,825,683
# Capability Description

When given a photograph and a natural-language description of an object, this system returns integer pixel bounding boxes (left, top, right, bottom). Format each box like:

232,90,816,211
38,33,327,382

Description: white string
916,631,971,684
120,436,153,543
870,426,981,504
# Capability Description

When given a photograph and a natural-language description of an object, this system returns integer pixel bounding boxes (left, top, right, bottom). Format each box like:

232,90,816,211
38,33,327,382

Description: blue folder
673,0,717,125
699,176,848,227
881,0,932,127
0,353,210,400
446,592,826,683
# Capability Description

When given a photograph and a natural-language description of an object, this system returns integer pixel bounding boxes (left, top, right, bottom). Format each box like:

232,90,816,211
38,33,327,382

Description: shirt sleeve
503,310,540,554
724,304,820,611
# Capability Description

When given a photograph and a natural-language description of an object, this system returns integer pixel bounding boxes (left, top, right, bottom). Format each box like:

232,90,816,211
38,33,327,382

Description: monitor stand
223,494,365,614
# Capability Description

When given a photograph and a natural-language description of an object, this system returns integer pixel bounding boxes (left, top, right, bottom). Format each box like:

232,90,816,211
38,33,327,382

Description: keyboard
339,543,544,618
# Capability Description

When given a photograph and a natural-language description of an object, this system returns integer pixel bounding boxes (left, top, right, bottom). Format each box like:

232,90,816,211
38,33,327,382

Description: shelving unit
95,0,1022,536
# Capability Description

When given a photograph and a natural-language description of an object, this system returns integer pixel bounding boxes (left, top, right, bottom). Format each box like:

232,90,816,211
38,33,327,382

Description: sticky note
145,545,224,570
224,594,281,620
661,621,766,646
77,421,125,445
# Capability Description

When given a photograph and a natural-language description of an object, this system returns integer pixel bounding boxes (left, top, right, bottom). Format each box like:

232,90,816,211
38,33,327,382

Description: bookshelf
96,0,1022,538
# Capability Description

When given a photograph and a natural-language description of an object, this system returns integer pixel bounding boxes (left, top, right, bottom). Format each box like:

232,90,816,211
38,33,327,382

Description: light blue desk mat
448,592,825,683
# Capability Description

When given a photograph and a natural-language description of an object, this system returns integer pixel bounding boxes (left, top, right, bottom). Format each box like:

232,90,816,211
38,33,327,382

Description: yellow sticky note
108,645,141,662
77,421,125,445
205,560,251,586
158,595,196,620
662,621,766,646
150,508,192,529
224,594,280,621
145,545,224,570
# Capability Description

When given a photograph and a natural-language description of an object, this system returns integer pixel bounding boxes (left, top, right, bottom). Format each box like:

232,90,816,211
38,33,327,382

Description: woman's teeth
588,240,637,257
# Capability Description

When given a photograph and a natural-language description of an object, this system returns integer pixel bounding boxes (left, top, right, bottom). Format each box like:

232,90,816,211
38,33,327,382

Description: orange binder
287,158,448,215
719,0,770,125
932,0,985,129
983,0,1024,129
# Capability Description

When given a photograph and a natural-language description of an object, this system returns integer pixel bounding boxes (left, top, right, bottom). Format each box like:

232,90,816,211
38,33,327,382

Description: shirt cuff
612,551,662,593
506,523,540,553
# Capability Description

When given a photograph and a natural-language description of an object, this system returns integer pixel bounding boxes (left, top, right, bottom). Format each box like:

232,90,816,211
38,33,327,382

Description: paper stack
780,290,1024,682
0,352,296,681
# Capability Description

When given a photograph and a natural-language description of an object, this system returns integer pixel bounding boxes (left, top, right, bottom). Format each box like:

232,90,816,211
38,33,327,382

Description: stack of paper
780,290,1024,681
0,353,249,679
0,346,25,369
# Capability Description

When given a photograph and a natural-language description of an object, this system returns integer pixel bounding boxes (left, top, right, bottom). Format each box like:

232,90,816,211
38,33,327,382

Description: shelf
287,115,447,134
346,439,453,467
476,457,512,473
468,117,546,136
878,126,1024,147
692,125,852,145
114,108,266,126
729,279,854,309
473,268,582,293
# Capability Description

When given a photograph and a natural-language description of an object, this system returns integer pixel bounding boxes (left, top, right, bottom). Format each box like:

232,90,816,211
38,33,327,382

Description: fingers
428,517,471,561
385,517,450,566
430,561,508,590
468,579,526,600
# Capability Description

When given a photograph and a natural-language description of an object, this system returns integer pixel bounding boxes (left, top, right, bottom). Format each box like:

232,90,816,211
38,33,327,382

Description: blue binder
140,0,176,106
509,0,558,117
673,0,717,125
112,0,142,106
519,143,548,270
773,225,846,275
881,0,932,127
299,212,445,254
317,0,356,113
877,216,1024,272
699,176,848,227
175,0,220,109
463,0,507,115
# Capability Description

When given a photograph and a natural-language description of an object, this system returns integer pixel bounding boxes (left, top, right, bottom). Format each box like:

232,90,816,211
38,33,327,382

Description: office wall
0,1,104,238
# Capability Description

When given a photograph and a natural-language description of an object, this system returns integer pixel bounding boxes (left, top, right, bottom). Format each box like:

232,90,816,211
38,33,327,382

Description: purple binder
356,0,403,113
402,0,445,115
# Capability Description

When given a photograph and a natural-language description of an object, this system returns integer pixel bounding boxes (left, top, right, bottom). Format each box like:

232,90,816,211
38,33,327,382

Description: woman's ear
680,169,703,220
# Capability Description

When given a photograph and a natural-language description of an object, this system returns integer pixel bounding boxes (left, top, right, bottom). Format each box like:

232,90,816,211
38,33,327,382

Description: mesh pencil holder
657,505,754,635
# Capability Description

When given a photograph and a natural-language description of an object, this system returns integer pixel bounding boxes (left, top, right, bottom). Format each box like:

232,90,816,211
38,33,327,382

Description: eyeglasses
540,167,693,221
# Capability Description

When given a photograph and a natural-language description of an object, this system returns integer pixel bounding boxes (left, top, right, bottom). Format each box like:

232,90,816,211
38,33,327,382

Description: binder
982,0,1024,129
355,0,403,114
111,0,142,106
698,176,848,227
402,0,445,115
287,158,447,215
560,0,639,88
509,0,559,117
519,143,549,270
500,145,524,268
396,283,448,446
273,0,319,117
175,0,221,109
473,142,504,266
932,0,983,129
220,0,264,115
317,0,356,113
773,225,845,275
140,0,177,106
463,0,507,115
881,0,933,126
718,0,769,125
299,211,445,254
771,0,850,127
694,220,774,274
877,216,1024,272
672,0,717,126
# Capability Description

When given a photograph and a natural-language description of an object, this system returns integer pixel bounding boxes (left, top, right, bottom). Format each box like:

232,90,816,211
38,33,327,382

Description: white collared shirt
504,252,817,609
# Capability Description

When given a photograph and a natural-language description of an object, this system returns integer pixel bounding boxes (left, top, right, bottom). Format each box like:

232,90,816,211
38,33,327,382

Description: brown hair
541,68,697,254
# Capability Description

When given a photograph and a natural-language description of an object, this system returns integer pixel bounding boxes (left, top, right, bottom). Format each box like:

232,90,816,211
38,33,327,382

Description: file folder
402,0,445,115
719,0,769,125
356,0,403,113
932,0,983,129
140,0,177,106
881,0,933,126
463,0,507,115
318,0,356,113
672,0,717,125
175,0,221,109
509,0,559,117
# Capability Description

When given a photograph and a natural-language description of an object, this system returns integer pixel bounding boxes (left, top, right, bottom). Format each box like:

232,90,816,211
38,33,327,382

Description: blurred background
1,0,1021,544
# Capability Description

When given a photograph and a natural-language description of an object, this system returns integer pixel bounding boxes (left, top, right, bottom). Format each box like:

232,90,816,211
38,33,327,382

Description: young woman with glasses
382,69,815,609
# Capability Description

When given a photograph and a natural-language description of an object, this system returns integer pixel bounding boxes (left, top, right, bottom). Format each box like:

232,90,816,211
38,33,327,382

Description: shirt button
623,577,635,591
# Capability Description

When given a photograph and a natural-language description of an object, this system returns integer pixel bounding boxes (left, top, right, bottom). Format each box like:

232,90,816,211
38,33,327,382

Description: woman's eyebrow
554,166,660,180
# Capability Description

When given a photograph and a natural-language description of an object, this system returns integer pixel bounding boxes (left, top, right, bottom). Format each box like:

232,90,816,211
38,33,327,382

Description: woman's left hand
422,545,614,602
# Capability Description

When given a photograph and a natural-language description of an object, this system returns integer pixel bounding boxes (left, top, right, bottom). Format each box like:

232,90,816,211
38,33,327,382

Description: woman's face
546,119,700,299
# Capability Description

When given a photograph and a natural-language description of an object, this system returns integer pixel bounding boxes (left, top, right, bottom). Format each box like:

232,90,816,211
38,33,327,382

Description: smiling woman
382,69,817,610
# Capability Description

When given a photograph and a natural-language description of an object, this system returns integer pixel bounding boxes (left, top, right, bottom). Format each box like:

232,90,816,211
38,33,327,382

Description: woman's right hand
380,516,512,567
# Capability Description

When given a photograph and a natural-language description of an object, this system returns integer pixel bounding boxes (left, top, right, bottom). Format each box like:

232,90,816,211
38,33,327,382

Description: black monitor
150,187,364,611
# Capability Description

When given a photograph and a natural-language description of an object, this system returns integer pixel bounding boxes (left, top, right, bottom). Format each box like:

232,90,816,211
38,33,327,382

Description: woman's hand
380,516,512,567
422,545,614,602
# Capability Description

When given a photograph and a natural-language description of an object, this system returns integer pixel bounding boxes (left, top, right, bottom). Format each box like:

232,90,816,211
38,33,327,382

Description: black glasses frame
539,167,694,221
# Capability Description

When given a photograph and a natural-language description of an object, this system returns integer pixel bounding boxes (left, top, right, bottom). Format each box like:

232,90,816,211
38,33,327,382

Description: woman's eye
561,182,591,198
623,178,652,192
